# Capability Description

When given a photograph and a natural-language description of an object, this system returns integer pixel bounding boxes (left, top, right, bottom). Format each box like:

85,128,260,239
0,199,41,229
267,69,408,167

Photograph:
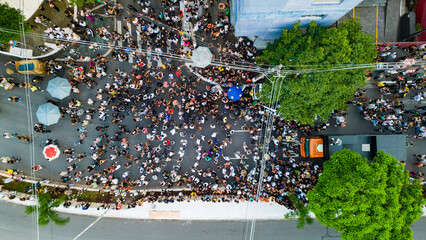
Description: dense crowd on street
354,44,426,138
0,0,323,211
2,0,424,212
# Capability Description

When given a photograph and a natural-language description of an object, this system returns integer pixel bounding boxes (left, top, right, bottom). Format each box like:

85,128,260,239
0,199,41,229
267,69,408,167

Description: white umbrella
46,77,71,100
36,103,61,126
191,47,212,68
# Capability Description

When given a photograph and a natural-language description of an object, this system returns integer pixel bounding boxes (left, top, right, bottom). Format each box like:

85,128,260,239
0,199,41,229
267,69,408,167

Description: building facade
231,0,364,40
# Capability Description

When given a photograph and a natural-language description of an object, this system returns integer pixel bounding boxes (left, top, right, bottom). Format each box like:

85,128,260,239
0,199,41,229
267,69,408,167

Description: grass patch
0,177,34,192
73,191,114,203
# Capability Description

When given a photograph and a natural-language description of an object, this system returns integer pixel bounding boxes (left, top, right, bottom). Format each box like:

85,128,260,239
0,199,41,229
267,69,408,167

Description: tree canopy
0,3,31,44
256,18,377,125
25,188,70,226
307,149,423,240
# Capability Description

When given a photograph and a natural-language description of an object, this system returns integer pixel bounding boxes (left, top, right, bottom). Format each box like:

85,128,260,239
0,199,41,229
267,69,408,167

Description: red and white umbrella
401,58,415,68
43,145,60,160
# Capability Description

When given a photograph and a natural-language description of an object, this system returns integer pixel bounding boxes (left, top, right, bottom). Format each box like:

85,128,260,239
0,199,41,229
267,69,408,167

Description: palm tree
25,188,70,226
284,193,313,229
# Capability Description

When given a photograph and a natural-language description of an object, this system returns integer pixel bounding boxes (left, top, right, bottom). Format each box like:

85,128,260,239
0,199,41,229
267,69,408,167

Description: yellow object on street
29,83,38,92
6,68,14,75
15,60,47,75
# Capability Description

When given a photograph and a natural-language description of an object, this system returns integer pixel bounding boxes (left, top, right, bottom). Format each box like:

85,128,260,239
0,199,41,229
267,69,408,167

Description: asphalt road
1,0,425,188
0,200,335,240
0,0,258,186
2,200,426,240
0,52,253,187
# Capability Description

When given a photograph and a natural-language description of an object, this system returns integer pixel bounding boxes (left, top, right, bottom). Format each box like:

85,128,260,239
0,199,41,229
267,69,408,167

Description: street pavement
0,0,260,191
0,0,424,229
317,75,426,174
1,199,426,240
0,55,251,187
0,199,333,240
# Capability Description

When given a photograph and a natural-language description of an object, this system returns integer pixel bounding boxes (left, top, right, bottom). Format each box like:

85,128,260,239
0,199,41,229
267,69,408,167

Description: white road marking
73,210,110,240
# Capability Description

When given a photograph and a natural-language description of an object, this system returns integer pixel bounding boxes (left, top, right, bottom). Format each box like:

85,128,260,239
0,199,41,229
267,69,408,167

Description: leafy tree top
0,3,31,44
307,149,424,240
257,19,375,67
256,19,377,125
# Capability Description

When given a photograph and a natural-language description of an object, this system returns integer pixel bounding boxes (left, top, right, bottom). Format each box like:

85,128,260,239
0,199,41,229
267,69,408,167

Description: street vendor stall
15,60,48,75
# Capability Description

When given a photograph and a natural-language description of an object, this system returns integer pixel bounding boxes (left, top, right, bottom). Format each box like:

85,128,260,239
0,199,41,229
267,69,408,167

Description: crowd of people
4,0,423,213
52,57,319,208
356,44,426,137
0,0,323,210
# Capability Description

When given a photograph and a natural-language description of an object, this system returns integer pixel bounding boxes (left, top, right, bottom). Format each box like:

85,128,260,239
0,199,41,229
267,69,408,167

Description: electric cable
1,27,421,75
19,1,39,239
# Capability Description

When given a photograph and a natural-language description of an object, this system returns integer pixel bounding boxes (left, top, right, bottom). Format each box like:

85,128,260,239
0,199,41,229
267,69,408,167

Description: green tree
284,193,314,229
256,18,377,125
307,149,423,240
68,0,98,7
25,188,70,226
0,3,31,44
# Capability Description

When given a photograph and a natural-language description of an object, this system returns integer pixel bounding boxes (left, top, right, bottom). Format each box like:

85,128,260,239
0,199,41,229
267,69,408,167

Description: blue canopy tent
227,85,243,101
46,77,71,100
36,103,61,126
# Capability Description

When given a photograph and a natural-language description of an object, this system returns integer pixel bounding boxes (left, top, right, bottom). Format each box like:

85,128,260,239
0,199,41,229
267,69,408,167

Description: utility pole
252,65,282,83
248,68,286,240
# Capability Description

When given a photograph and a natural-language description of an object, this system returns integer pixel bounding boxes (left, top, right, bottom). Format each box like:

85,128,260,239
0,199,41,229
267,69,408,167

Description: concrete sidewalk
3,191,426,221
59,201,291,220
0,191,291,220
0,42,63,59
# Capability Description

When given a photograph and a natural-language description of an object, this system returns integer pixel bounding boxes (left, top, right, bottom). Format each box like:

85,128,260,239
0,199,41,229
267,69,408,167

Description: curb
0,171,185,193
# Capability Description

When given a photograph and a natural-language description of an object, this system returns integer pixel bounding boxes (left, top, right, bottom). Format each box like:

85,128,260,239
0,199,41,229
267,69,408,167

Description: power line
3,26,422,75
247,68,286,240
19,1,39,239
0,26,261,72
1,27,422,77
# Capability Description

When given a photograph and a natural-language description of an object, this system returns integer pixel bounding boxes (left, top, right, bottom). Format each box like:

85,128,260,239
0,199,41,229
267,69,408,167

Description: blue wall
231,0,363,40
